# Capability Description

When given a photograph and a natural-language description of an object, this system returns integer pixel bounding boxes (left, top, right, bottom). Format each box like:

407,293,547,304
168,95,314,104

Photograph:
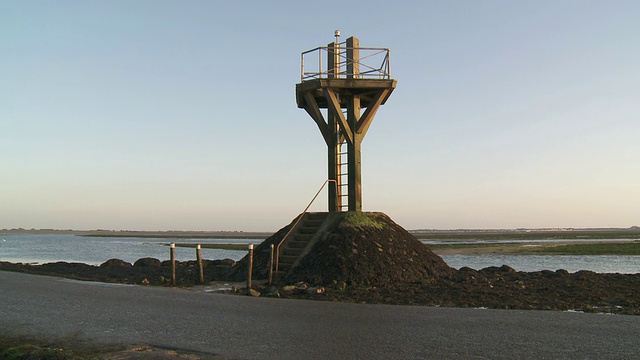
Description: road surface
1,271,639,359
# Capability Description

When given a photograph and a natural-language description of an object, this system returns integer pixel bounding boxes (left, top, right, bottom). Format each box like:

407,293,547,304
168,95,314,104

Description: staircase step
273,213,328,276
282,248,303,256
279,255,298,264
273,270,287,277
288,240,308,249
307,213,328,221
299,227,318,234
293,234,313,242
305,219,324,227
277,264,290,272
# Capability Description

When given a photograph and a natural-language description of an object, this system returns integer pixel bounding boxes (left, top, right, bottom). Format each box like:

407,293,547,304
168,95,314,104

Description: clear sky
2,1,639,231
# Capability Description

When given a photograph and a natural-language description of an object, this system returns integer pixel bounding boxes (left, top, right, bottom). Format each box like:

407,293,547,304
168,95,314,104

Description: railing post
196,244,204,284
268,244,274,285
386,49,391,79
247,244,254,289
170,243,176,287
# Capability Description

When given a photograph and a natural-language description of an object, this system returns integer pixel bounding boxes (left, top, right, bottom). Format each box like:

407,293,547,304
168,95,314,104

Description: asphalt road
1,271,639,359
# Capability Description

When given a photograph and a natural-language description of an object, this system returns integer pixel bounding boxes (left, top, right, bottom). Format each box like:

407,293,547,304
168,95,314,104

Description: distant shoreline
2,227,639,241
412,228,640,240
0,229,273,239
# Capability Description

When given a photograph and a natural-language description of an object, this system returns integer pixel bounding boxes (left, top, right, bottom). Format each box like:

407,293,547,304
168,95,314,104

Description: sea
1,233,638,274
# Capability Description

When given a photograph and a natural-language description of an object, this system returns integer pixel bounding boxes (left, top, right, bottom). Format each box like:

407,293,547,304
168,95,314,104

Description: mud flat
428,240,640,255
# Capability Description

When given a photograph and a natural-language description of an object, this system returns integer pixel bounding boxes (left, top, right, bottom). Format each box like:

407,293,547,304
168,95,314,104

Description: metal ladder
337,111,349,211
337,139,349,211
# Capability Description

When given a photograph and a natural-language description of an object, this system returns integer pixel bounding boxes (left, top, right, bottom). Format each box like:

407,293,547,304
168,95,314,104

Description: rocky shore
2,213,638,315
2,255,639,316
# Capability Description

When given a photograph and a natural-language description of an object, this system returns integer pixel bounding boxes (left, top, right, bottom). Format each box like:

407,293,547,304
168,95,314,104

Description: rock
264,290,281,298
538,270,556,277
283,285,297,292
134,258,161,267
574,270,597,277
211,258,236,267
480,266,501,273
306,287,325,294
247,288,261,297
141,278,150,285
498,265,516,273
100,259,132,268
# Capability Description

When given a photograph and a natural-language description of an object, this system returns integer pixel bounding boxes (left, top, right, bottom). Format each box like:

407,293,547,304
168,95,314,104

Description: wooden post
346,36,362,211
327,113,338,212
268,244,274,285
196,244,204,284
327,41,339,79
348,139,363,211
346,36,359,79
247,244,254,289
170,243,176,286
327,40,340,211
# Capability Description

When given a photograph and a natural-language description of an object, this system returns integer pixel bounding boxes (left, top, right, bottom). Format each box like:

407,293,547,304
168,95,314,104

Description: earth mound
229,212,454,286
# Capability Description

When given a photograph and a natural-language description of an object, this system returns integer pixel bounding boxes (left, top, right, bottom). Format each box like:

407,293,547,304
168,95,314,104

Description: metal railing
301,45,391,81
274,179,337,276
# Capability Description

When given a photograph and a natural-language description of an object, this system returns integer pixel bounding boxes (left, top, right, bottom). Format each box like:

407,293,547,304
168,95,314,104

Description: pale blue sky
1,1,639,231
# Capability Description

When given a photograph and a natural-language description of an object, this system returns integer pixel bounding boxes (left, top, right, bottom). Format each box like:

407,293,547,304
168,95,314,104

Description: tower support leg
347,95,362,211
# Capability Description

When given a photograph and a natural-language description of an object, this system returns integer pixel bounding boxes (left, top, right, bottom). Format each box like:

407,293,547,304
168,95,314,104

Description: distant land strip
0,229,273,239
2,227,639,241
412,228,640,240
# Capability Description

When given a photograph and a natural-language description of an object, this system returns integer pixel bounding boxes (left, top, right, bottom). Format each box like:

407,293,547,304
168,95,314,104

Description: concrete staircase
277,212,329,275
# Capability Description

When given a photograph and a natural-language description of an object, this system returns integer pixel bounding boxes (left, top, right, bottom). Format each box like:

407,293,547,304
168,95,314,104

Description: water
1,234,638,273
441,254,639,274
421,238,640,273
0,234,249,266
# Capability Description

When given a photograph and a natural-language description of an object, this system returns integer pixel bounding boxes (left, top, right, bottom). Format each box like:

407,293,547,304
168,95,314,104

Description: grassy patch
0,336,107,359
0,344,78,359
426,243,509,251
425,241,640,255
538,242,640,255
341,212,386,230
0,337,207,359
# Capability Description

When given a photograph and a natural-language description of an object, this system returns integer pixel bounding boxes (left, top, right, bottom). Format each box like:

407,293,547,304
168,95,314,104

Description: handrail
301,46,391,81
274,179,337,276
